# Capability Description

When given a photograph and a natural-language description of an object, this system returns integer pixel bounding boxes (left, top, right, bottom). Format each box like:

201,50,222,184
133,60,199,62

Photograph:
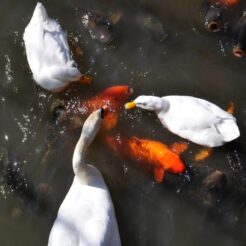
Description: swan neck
72,138,88,180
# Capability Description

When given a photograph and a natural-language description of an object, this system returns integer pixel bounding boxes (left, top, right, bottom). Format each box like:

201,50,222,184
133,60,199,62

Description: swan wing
23,3,74,74
48,174,121,246
161,96,234,130
42,18,72,67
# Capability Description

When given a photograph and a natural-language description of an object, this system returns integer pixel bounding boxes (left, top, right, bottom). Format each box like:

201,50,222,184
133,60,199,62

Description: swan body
48,109,121,246
125,95,240,147
23,2,83,92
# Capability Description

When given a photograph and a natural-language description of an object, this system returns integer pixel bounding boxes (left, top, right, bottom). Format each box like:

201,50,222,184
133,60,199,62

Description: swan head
125,95,167,112
81,107,107,146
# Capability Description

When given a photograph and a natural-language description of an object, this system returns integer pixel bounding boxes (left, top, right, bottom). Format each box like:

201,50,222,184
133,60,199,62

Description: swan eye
100,108,105,119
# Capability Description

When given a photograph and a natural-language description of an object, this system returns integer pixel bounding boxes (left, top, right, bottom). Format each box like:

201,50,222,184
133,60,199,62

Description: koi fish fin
226,101,234,115
102,113,118,130
194,148,212,161
170,142,189,155
153,167,165,183
105,135,119,152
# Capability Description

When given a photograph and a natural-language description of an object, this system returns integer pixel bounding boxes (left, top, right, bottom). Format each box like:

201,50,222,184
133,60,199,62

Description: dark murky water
1,0,246,245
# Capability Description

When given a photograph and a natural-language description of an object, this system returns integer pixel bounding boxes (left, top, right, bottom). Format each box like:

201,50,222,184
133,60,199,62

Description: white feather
48,110,121,246
132,95,240,147
23,2,82,92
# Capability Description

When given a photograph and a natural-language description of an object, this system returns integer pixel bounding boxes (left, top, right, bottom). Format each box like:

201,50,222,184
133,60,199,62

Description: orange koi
194,148,213,161
83,85,132,130
83,85,132,112
64,85,132,130
222,0,238,6
105,135,187,183
209,0,239,6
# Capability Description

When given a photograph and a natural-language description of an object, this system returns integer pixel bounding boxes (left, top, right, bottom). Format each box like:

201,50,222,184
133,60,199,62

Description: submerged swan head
125,95,168,112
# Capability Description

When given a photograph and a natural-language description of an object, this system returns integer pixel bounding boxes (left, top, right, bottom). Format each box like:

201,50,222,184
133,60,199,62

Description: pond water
1,0,246,245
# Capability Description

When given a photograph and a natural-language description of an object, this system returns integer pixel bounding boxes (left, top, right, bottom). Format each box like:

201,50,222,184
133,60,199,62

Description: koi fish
220,0,238,6
233,14,246,58
204,0,239,32
64,85,132,130
83,85,132,130
83,85,132,111
207,0,239,6
105,135,187,182
195,148,213,161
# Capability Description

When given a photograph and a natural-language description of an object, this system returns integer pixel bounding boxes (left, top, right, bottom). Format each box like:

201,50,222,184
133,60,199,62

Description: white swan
125,95,240,147
23,2,86,92
48,108,121,246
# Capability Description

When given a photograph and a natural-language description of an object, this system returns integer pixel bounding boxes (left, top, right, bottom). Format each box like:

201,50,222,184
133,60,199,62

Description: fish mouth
232,46,246,58
206,21,221,32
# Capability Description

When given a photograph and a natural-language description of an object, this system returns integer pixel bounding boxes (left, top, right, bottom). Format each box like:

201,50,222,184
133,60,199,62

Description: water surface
1,0,246,245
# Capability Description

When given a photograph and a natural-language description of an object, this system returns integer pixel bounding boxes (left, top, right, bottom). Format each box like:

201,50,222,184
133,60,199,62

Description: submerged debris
135,10,168,42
